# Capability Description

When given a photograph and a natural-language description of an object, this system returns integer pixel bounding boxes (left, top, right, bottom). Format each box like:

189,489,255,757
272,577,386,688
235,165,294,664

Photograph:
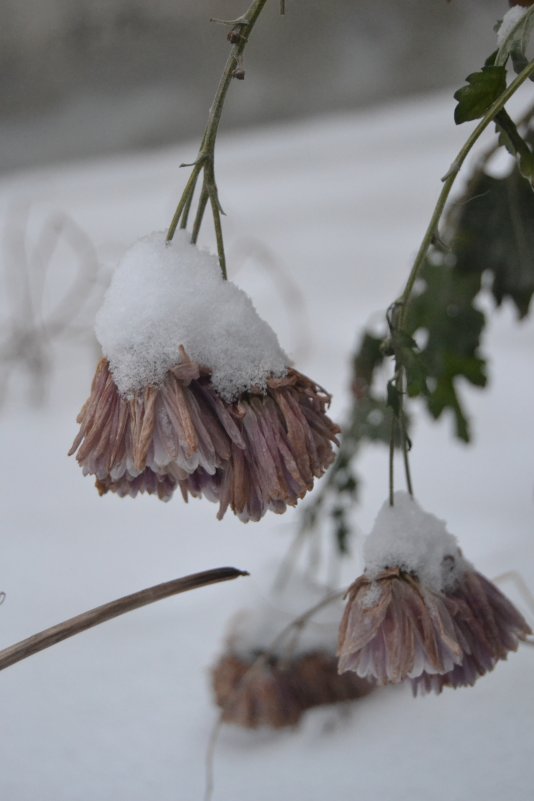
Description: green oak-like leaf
453,167,534,318
454,65,507,124
404,259,487,441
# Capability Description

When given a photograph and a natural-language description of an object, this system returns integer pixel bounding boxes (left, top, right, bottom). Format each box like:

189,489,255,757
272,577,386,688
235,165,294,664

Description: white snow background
0,92,533,801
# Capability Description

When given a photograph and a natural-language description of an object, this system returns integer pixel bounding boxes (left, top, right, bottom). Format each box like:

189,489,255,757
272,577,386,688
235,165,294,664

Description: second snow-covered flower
337,492,531,692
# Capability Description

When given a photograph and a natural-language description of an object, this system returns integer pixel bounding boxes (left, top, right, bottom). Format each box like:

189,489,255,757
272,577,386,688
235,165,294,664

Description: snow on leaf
495,5,534,67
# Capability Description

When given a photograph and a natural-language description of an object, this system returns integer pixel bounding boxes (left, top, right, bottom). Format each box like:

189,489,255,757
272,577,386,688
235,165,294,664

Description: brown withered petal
212,650,373,729
411,569,532,695
69,348,339,522
337,568,464,685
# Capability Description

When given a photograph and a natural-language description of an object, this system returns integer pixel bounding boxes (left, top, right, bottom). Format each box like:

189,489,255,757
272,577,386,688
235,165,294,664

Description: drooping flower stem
166,0,272,279
387,367,413,506
0,567,248,672
396,59,534,329
385,59,534,502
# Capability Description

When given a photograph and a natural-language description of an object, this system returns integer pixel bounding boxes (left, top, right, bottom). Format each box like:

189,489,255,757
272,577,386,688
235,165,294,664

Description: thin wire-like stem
388,410,396,506
0,567,248,673
167,161,203,238
180,186,197,231
400,411,413,497
166,0,270,278
397,59,534,329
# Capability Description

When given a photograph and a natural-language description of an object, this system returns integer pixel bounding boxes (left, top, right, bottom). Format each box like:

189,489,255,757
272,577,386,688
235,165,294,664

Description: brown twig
0,567,248,672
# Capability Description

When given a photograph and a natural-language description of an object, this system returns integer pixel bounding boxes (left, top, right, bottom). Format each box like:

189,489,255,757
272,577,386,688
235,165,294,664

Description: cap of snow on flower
337,493,531,692
69,232,339,521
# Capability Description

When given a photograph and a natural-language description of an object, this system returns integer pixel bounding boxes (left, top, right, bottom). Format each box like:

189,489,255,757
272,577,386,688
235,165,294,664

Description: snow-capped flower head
337,492,531,692
69,232,339,521
212,583,372,729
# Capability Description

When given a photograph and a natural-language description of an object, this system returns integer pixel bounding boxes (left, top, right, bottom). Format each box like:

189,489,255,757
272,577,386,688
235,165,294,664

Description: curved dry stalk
0,567,248,672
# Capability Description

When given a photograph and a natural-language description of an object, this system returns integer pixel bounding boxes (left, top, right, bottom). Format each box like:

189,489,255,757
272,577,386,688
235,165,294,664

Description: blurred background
1,0,505,174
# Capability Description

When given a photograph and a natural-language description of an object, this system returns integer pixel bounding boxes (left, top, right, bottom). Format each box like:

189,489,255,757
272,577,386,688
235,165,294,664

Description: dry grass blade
0,567,248,672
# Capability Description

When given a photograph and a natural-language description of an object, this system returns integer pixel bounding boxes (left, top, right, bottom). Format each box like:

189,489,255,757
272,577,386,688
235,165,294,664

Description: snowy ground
0,92,533,801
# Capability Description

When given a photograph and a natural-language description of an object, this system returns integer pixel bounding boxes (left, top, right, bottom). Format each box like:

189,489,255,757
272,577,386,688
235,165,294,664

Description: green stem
166,0,270,278
388,411,396,506
495,109,530,156
397,59,534,329
167,161,203,240
399,389,413,497
191,183,209,244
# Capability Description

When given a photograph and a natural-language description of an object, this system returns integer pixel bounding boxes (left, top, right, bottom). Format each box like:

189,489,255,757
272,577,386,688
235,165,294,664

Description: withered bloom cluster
69,348,339,522
337,561,531,694
212,649,372,729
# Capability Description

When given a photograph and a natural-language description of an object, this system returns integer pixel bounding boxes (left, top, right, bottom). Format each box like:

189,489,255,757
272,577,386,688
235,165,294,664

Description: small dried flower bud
232,68,246,80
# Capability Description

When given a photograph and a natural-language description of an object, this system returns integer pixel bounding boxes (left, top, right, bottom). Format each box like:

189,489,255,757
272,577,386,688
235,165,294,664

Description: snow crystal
363,492,467,592
95,231,289,401
496,7,528,48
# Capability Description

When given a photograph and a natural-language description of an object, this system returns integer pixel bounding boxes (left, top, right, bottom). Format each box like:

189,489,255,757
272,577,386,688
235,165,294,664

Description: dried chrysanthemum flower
212,649,372,729
337,567,464,684
211,575,373,728
411,565,532,695
69,232,338,521
69,348,338,521
338,492,531,693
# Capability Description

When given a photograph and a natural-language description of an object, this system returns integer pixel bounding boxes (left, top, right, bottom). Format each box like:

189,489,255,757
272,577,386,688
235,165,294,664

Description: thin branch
397,59,534,329
0,567,248,672
166,0,271,279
